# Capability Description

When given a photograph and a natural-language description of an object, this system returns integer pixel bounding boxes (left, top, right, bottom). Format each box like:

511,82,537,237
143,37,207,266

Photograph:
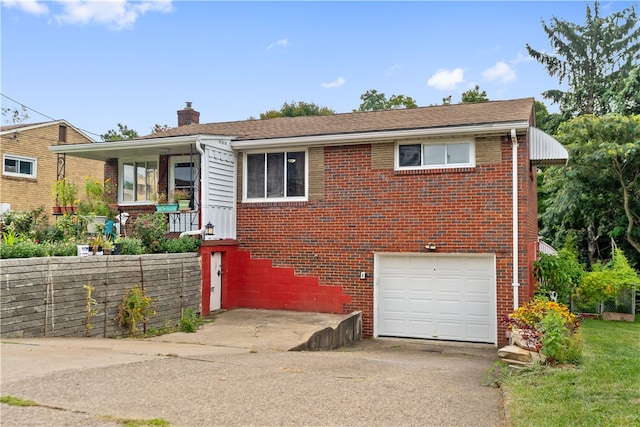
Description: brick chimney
177,102,200,126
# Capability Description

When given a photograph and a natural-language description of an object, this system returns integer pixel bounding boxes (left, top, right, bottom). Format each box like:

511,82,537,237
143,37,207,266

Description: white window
244,150,306,202
397,141,475,169
3,154,37,178
120,158,158,203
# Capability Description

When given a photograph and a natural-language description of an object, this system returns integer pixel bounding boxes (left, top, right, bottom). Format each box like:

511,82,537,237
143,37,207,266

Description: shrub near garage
503,298,583,364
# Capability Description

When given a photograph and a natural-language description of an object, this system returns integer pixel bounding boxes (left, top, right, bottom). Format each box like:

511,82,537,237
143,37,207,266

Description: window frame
243,149,308,203
2,154,37,179
118,157,159,204
396,140,475,170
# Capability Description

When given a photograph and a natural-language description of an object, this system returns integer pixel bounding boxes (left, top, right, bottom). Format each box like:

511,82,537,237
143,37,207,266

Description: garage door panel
377,254,496,344
409,298,433,314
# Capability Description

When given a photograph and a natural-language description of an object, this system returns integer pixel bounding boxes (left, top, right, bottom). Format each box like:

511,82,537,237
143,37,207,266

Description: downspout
511,129,519,310
195,137,206,233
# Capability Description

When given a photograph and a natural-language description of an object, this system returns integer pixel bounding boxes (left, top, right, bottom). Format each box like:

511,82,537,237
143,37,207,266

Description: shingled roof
143,98,535,141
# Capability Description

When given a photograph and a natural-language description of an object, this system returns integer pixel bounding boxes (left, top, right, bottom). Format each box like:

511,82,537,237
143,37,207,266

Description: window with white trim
397,141,475,169
244,150,306,201
120,159,158,203
3,154,37,178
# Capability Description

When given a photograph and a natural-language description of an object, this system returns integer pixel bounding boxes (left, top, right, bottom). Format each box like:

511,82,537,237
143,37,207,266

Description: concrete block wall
0,253,201,338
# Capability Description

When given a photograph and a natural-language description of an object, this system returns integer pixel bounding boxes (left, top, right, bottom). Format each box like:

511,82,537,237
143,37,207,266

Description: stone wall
1,253,201,338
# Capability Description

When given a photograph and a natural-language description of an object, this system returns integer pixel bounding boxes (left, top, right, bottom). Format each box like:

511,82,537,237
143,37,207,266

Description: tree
534,100,563,136
260,101,335,119
542,114,640,266
355,89,417,111
151,124,171,134
1,106,29,124
100,123,139,142
460,85,489,103
526,1,640,118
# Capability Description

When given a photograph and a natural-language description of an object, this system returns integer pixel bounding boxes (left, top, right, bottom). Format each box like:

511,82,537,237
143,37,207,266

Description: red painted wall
234,135,538,345
200,242,350,316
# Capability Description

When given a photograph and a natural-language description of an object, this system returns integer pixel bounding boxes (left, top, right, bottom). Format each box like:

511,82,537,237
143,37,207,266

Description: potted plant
172,189,191,211
102,237,114,255
154,191,178,213
78,177,116,232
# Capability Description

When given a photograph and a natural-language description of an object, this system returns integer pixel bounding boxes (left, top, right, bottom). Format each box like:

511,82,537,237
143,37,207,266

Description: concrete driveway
1,309,504,426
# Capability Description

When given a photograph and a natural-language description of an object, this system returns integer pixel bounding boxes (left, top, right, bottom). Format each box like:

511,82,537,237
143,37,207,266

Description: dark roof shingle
143,98,534,141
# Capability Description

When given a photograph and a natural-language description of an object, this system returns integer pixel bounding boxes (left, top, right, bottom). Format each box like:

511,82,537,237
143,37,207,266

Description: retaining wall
1,253,201,338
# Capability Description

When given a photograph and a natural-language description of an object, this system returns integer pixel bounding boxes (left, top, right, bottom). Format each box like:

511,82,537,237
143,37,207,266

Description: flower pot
53,206,62,214
156,203,178,213
112,243,122,255
178,200,190,211
103,247,113,255
76,245,90,257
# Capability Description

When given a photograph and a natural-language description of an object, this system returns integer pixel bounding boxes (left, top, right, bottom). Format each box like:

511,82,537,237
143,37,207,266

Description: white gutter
511,128,519,310
195,137,206,236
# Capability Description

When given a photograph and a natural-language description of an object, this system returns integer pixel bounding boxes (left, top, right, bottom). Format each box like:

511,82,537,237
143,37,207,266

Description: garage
375,253,496,344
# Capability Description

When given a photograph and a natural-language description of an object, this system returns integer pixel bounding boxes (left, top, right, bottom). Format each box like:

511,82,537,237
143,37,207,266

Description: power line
1,93,103,138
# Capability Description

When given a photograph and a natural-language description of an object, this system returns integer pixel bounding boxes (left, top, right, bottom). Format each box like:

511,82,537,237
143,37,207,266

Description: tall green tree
526,1,640,118
100,123,139,141
355,89,417,111
460,85,489,103
542,114,640,267
260,101,335,119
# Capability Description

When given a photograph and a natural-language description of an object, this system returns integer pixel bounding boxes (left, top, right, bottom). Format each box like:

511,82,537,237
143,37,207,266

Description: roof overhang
529,127,568,167
49,121,533,160
48,135,232,161
231,121,531,150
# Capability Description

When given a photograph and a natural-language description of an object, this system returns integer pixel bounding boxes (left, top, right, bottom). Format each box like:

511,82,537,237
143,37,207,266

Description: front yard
503,316,640,426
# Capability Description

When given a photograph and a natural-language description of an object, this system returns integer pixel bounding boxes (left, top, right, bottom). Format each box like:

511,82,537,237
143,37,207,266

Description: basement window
3,154,37,179
397,140,475,169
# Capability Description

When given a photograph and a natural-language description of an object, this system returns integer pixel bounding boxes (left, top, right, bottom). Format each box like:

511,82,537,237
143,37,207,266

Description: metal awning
48,136,201,161
529,126,568,167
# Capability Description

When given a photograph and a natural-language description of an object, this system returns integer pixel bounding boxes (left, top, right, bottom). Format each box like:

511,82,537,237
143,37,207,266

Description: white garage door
376,253,496,344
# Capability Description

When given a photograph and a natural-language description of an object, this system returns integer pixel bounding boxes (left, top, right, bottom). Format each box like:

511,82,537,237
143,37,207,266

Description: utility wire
1,93,103,138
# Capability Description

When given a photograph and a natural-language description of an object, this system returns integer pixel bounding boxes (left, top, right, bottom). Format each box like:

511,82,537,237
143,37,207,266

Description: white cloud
2,0,173,30
385,63,403,77
427,68,464,90
321,77,346,88
511,52,533,64
2,0,48,15
267,38,289,50
55,0,173,30
483,61,516,84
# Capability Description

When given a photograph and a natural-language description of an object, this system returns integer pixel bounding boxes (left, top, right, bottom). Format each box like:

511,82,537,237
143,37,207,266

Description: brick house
51,99,568,345
1,120,102,216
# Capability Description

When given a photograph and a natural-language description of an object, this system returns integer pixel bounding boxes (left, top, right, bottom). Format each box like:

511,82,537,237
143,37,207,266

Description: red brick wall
236,136,537,344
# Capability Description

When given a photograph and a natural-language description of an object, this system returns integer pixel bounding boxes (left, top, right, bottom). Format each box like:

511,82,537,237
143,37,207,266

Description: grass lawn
503,316,640,427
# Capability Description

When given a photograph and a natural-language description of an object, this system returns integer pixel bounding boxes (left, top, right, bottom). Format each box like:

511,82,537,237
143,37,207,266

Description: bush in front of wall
161,236,201,253
179,308,204,333
115,286,156,335
131,213,169,253
117,237,145,255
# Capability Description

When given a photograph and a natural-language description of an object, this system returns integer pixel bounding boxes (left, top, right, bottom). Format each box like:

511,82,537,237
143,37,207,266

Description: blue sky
1,1,636,140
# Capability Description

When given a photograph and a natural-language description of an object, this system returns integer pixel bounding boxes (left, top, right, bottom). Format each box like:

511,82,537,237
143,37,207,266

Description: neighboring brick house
51,99,568,346
1,120,102,216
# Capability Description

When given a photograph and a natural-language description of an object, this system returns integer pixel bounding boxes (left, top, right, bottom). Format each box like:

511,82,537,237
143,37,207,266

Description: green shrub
0,240,48,258
179,308,203,333
540,310,583,364
131,213,168,253
161,236,201,253
118,237,145,255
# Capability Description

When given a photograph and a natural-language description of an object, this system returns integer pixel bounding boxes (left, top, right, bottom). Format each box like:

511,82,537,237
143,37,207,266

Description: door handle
217,270,222,277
